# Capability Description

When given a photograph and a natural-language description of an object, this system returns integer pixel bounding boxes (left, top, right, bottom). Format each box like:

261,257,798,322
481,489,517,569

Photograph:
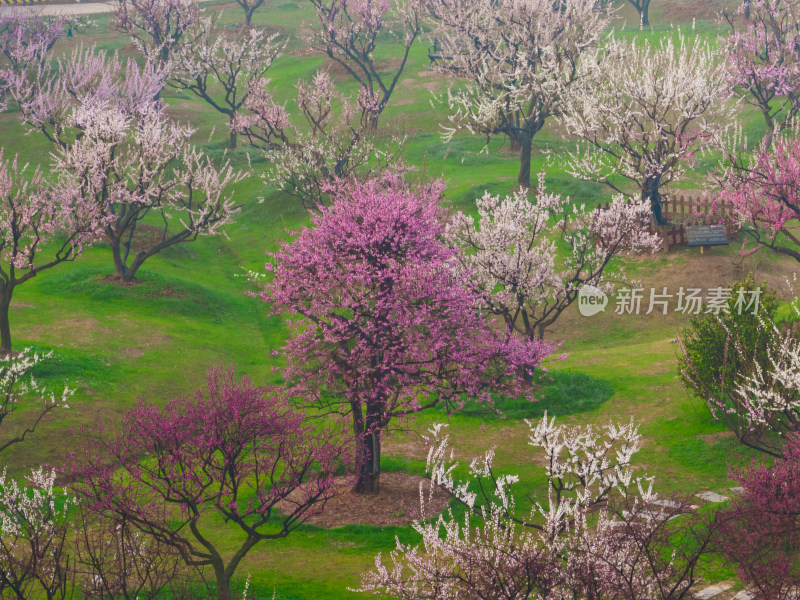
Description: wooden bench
427,37,471,66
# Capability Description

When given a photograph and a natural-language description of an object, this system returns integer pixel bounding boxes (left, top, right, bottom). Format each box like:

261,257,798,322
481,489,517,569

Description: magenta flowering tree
261,172,552,494
305,0,425,130
65,368,346,600
717,433,800,599
723,0,800,146
720,137,800,263
0,150,103,354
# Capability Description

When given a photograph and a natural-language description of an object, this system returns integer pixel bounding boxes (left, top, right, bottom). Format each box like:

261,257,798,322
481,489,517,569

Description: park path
0,0,217,16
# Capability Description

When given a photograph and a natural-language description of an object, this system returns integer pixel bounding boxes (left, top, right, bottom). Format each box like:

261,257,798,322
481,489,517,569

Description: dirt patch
702,431,736,445
321,58,354,80
95,275,188,299
281,472,451,528
383,429,428,460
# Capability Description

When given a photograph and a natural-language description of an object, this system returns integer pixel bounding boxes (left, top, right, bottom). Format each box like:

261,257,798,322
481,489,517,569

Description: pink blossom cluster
262,171,552,491
718,433,800,599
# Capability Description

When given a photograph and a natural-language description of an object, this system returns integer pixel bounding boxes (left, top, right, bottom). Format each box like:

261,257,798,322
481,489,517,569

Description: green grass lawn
0,0,791,596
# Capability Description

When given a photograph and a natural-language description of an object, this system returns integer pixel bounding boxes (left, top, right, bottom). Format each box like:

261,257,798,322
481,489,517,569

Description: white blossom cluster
446,176,661,340
0,349,72,454
358,416,688,599
561,32,737,201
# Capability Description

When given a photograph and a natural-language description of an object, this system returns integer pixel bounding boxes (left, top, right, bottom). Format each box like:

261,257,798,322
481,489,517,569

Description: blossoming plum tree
0,150,103,354
0,349,72,455
428,0,611,189
236,69,403,209
562,34,734,225
65,368,346,600
723,0,800,147
719,136,800,263
0,10,65,111
358,417,717,599
0,468,72,600
446,177,661,342
116,0,198,68
167,16,282,148
261,172,552,494
9,47,244,282
304,0,426,130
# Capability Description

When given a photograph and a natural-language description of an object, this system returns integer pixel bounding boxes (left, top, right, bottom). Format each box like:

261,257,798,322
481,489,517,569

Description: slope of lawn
0,0,791,596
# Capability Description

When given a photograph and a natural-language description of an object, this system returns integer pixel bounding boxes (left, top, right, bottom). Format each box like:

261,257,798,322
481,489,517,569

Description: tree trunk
517,132,533,190
640,1,650,26
643,175,667,226
0,294,12,356
110,237,128,281
229,127,238,150
763,110,775,149
353,429,381,495
245,9,253,26
214,568,232,600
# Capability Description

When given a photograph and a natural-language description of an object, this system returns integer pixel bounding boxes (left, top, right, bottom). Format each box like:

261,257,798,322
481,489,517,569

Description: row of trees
81,0,790,225
3,359,797,600
6,0,799,236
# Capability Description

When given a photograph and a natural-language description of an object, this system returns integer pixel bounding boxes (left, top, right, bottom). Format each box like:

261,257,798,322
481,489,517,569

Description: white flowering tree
167,15,283,148
428,0,612,189
236,70,403,210
0,350,72,453
359,417,715,599
681,312,800,458
0,468,72,599
446,177,661,342
562,33,735,225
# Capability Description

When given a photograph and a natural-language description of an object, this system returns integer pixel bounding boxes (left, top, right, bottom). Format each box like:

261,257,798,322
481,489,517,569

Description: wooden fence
595,193,740,251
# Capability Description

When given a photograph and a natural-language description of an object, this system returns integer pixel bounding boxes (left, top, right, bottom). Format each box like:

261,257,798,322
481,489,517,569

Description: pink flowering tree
720,136,800,263
116,0,198,68
428,0,611,189
0,10,65,110
446,177,661,342
562,34,734,225
8,46,164,148
261,172,552,494
0,150,103,354
717,433,800,599
235,69,403,209
167,16,282,149
723,0,800,147
358,417,716,599
9,47,244,282
305,0,425,130
64,368,346,600
0,468,73,600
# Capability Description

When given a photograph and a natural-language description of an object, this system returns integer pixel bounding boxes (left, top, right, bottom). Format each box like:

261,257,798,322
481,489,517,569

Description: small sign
686,225,729,248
